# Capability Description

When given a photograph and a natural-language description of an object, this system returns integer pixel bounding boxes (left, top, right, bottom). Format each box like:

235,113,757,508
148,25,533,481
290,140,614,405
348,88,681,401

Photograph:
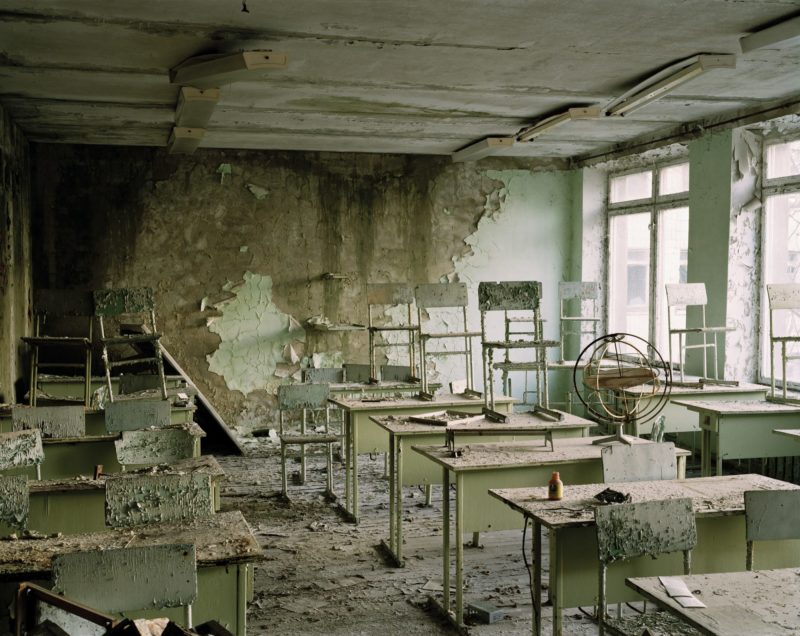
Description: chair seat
604,611,702,636
669,326,734,334
101,333,162,345
280,434,339,445
22,336,91,346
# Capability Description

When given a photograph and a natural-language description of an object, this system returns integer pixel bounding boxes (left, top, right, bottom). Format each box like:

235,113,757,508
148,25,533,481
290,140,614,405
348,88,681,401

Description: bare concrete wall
0,105,32,403
32,146,575,432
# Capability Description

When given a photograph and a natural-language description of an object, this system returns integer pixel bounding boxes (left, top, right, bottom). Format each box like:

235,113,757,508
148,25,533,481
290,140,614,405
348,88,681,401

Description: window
607,162,690,361
761,137,800,387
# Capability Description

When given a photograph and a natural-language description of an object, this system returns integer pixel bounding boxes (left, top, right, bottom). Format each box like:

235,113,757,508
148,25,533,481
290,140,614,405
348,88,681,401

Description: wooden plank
105,473,214,527
0,430,44,470
602,443,678,483
477,281,542,311
0,475,28,530
277,383,329,410
558,281,599,301
93,287,154,316
665,283,708,307
115,428,197,465
745,490,800,542
366,283,414,306
768,283,800,310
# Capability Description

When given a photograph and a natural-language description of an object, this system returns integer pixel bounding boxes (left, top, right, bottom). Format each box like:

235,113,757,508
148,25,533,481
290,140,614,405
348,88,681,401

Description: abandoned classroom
2,3,800,636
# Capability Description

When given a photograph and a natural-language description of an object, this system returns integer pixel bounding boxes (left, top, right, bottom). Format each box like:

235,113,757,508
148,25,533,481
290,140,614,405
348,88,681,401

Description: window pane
655,207,689,362
763,191,800,385
658,163,689,196
766,140,800,180
608,213,651,342
609,170,652,203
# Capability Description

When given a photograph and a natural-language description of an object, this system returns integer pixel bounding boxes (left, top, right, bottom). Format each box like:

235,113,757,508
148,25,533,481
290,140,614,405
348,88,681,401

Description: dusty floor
218,439,605,636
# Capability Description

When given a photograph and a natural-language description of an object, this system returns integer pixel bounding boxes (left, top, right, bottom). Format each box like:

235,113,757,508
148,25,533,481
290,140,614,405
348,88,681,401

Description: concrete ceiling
1,1,799,161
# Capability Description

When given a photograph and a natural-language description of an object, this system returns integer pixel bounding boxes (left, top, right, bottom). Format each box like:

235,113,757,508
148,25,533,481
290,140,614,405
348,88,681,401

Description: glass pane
763,191,800,385
609,170,652,203
608,213,651,342
658,163,689,196
766,140,800,180
655,207,689,363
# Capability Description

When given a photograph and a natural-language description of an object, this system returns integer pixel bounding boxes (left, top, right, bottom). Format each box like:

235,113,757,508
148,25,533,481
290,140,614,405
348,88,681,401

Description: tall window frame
760,134,800,389
606,160,690,360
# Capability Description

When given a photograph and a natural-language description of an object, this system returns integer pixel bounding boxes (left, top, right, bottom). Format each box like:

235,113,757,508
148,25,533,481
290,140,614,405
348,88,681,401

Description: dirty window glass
655,207,689,360
609,170,652,203
608,213,651,342
766,140,800,180
658,163,690,196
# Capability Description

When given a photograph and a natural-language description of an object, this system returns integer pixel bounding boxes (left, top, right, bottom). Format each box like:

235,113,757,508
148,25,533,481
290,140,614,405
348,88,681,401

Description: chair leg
326,442,333,498
84,347,92,407
29,346,38,406
281,442,288,498
598,562,606,636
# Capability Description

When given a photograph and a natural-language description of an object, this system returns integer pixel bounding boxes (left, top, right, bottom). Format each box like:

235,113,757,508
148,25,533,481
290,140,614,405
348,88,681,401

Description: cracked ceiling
0,1,798,161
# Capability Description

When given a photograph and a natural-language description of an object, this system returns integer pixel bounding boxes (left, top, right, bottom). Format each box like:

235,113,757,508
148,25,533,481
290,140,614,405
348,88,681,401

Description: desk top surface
329,392,514,411
622,379,766,397
412,436,689,472
671,399,800,415
489,473,797,529
372,409,593,436
627,568,800,635
28,455,225,493
0,510,260,579
38,421,206,444
328,381,427,394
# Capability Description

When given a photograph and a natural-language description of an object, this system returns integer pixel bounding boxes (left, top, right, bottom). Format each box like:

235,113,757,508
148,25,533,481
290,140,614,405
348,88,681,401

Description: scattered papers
659,576,706,608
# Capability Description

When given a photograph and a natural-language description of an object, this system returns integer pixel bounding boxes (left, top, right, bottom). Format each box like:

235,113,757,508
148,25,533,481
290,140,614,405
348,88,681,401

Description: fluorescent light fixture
740,15,800,53
451,136,515,162
170,50,288,88
516,106,602,142
167,127,205,154
607,54,736,117
175,87,220,128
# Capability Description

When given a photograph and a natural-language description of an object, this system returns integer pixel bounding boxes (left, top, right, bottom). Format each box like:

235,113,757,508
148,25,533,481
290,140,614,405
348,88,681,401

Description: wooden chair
744,489,800,570
558,281,600,363
415,282,480,397
766,283,800,400
48,543,197,630
665,283,733,383
278,383,337,499
22,290,94,407
93,288,167,403
595,498,697,635
601,442,677,483
478,281,559,413
366,283,419,382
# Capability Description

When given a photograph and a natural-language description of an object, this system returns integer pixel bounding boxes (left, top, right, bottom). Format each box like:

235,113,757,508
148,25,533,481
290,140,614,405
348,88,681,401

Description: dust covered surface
218,438,601,635
330,392,506,411
0,430,44,469
11,405,85,439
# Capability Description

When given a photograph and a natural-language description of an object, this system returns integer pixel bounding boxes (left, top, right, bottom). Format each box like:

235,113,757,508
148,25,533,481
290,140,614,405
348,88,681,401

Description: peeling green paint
206,272,305,395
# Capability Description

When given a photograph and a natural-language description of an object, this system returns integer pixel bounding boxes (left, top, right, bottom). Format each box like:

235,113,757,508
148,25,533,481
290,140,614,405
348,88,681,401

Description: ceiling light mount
740,15,800,53
170,50,288,88
516,106,603,142
451,136,515,162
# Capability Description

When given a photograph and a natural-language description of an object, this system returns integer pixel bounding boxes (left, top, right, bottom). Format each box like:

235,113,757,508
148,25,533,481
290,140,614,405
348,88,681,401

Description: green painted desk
328,380,438,399
0,510,260,636
0,456,224,536
620,379,767,437
673,399,800,476
371,410,593,566
490,474,800,636
627,568,800,635
774,428,800,444
331,392,515,523
413,437,690,629
2,423,205,480
35,374,187,400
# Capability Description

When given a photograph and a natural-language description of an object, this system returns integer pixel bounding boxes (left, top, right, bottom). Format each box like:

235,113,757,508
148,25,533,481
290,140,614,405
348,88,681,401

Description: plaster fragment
240,245,249,252
217,163,231,184
246,183,269,200
206,272,306,395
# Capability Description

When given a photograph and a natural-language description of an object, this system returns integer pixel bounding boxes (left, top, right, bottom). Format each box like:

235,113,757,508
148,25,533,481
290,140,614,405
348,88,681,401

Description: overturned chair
278,383,337,500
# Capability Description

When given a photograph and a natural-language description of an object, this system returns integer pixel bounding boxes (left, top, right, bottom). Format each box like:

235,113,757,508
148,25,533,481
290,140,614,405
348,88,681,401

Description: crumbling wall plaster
33,147,574,433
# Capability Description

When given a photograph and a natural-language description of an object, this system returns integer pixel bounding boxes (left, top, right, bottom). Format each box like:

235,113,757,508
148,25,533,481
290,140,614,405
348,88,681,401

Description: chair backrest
478,281,542,312
104,399,171,432
0,475,28,531
601,443,677,483
33,289,94,318
767,283,800,311
115,428,197,466
0,430,44,471
11,405,85,439
665,283,707,309
559,281,599,302
302,367,345,384
366,283,415,307
744,489,800,569
415,283,469,310
105,473,214,528
595,498,696,564
93,288,156,317
379,365,415,382
118,373,168,394
277,383,330,411
53,543,197,614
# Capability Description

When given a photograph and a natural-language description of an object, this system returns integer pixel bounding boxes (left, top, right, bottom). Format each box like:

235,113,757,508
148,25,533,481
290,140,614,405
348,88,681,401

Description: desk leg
677,455,686,480
353,417,360,523
442,467,451,614
715,424,723,476
533,520,542,636
552,529,563,636
396,437,404,564
701,423,710,477
388,434,396,556
455,472,464,626
344,414,353,515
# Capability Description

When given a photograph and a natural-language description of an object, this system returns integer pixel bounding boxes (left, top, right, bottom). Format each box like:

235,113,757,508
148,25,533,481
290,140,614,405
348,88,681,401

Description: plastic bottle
548,471,563,501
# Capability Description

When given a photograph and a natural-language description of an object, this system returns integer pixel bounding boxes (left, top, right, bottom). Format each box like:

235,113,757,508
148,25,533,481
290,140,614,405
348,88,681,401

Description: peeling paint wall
32,147,575,432
0,104,32,403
